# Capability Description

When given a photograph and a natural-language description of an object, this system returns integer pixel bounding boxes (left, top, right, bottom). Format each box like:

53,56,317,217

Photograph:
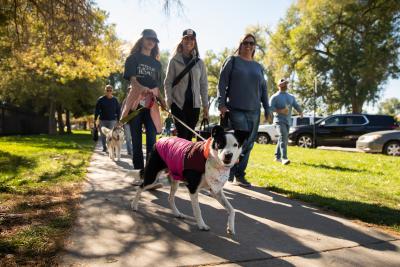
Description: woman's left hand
203,107,209,119
148,88,159,97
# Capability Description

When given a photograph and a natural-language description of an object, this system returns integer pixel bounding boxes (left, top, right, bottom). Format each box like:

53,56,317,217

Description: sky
96,0,399,112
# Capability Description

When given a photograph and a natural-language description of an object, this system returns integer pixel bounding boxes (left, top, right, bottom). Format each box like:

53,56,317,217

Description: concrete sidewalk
61,143,400,267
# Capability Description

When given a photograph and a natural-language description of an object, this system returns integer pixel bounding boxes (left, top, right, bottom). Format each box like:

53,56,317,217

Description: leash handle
155,97,206,141
119,107,145,125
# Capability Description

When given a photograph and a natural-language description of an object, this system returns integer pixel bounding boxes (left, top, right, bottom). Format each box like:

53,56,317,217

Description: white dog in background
101,125,125,161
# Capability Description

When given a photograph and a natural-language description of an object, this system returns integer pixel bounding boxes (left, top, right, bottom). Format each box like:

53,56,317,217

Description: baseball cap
279,78,289,86
182,29,196,38
141,29,159,43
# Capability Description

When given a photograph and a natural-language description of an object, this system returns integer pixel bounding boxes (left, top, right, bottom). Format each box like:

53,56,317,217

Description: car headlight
289,127,296,134
358,134,382,142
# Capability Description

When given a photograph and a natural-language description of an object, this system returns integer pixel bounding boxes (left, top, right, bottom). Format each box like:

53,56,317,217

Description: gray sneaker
274,158,282,162
282,159,291,165
235,177,251,188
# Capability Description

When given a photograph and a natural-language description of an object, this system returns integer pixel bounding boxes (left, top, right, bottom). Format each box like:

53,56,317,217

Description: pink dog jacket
155,137,208,181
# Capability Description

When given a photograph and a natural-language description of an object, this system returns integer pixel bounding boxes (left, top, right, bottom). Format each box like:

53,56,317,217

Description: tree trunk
65,109,72,134
57,105,65,134
351,96,363,114
48,100,57,135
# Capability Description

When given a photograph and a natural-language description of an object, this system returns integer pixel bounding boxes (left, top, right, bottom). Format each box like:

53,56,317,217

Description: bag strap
200,118,209,131
225,56,236,101
172,56,200,87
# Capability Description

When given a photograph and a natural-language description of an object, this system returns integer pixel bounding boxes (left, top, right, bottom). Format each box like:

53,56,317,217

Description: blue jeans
123,124,132,155
100,120,117,150
229,109,260,180
275,122,289,160
129,109,156,170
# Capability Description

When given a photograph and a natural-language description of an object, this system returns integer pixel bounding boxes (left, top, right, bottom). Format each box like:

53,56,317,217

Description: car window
323,116,342,126
315,117,323,124
367,115,396,126
343,116,366,125
297,118,310,126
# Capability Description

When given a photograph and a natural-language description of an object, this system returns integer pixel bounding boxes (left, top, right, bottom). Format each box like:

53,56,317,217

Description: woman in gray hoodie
164,29,209,140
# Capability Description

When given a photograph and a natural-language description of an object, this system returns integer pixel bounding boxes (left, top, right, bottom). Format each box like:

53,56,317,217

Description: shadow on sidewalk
62,144,398,266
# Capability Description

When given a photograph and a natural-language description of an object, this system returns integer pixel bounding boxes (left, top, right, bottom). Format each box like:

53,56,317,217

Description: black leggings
171,103,200,141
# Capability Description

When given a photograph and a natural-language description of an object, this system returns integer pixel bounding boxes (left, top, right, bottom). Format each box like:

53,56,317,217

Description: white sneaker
274,158,282,162
282,159,291,165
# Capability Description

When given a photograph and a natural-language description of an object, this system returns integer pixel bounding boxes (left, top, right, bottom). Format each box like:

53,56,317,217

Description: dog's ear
234,130,249,147
211,125,225,139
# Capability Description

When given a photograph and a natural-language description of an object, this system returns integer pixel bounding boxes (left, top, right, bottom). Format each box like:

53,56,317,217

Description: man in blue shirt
94,85,120,152
269,79,303,165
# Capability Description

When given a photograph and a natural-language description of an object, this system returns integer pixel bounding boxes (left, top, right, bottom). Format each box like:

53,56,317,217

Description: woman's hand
203,106,209,119
148,87,160,97
219,106,229,118
158,97,167,111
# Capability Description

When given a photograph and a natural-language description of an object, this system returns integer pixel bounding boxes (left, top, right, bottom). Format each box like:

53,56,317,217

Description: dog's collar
203,138,212,159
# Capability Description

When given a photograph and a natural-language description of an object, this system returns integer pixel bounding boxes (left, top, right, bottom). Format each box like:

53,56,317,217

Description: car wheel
383,141,400,156
257,133,271,144
297,134,313,148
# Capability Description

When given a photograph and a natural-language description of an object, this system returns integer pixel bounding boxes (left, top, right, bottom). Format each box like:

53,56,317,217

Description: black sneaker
235,177,251,188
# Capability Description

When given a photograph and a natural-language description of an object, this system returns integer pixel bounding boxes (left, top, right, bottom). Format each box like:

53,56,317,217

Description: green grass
247,144,400,232
0,131,94,265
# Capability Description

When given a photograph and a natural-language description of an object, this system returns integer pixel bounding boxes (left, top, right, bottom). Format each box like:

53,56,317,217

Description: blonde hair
235,33,257,58
172,37,200,58
130,37,160,60
105,85,113,91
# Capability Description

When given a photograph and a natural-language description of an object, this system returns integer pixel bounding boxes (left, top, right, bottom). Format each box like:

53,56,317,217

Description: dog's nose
224,153,233,160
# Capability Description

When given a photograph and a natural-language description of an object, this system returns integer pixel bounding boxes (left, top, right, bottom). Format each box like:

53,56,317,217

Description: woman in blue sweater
217,33,270,187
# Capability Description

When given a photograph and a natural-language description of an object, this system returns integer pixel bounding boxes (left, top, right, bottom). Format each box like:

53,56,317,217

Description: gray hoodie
164,53,208,109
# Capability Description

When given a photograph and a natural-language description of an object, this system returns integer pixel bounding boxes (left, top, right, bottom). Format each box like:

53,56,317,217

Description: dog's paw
227,227,235,236
174,213,186,219
198,224,210,231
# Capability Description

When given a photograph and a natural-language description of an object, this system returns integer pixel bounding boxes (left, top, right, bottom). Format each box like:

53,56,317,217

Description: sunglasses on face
145,38,157,43
242,41,256,46
183,36,195,41
106,90,112,92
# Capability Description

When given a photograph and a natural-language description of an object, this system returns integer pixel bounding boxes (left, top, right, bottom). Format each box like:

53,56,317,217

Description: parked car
356,130,400,156
257,116,323,144
290,115,323,128
289,114,399,148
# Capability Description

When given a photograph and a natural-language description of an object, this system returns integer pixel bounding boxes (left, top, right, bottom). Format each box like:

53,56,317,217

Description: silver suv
257,115,323,144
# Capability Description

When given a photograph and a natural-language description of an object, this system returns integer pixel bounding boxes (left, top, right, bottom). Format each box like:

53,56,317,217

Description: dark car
288,114,399,148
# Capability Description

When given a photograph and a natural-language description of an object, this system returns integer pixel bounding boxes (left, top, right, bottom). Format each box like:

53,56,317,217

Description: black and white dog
101,124,125,161
131,126,248,235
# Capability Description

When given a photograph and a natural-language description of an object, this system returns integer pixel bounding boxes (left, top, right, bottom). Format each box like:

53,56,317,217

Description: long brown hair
130,37,160,60
172,38,200,58
234,33,256,58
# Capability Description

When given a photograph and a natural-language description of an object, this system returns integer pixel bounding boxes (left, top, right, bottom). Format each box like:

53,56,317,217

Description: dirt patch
0,183,82,266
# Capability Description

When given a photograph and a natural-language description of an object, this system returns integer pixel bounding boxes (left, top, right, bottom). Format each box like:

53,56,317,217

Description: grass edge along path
0,131,94,266
247,144,400,234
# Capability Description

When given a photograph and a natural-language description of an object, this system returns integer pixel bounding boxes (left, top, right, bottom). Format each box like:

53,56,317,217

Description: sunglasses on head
242,41,256,46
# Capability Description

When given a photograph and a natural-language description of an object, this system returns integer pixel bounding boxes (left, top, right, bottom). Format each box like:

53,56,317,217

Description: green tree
0,1,122,134
266,0,400,113
378,97,400,116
